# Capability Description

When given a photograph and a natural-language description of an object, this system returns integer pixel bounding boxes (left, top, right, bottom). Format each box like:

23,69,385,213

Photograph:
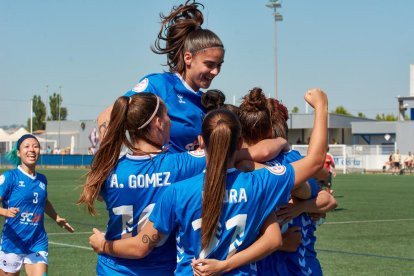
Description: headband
17,134,38,149
138,96,160,130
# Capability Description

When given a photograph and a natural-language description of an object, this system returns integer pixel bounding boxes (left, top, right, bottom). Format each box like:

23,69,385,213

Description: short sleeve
308,177,320,199
0,172,13,200
149,185,177,235
262,163,295,206
177,150,206,177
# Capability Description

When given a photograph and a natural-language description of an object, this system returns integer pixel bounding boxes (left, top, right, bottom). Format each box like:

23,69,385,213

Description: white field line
49,241,92,251
325,218,414,225
48,231,92,236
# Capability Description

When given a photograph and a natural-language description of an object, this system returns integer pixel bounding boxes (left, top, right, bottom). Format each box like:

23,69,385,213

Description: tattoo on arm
142,233,161,248
98,121,108,137
99,121,107,132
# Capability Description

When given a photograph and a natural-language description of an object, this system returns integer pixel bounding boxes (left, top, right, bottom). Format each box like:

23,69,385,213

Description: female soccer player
0,134,74,276
88,88,328,275
79,93,207,275
244,93,336,276
97,1,225,153
79,93,286,275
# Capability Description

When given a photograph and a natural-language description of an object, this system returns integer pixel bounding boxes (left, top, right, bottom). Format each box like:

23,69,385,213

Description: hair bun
242,87,267,111
201,89,226,112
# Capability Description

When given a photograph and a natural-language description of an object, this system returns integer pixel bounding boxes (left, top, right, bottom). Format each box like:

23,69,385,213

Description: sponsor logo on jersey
20,210,42,224
177,93,186,104
132,78,149,92
188,149,205,157
0,175,4,185
265,164,286,175
18,181,25,187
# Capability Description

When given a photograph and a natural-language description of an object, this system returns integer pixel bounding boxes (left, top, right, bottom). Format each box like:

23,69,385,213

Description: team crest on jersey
0,175,4,185
265,164,286,175
188,149,205,157
177,94,186,103
39,182,46,190
132,78,149,92
18,181,25,187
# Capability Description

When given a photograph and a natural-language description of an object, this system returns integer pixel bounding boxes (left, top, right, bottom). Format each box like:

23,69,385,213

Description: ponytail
152,1,223,75
78,93,166,215
201,109,241,250
78,96,130,215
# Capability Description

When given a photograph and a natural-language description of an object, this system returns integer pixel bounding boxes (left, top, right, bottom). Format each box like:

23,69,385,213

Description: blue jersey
0,166,48,254
98,150,206,275
125,73,206,153
258,150,322,276
150,165,294,275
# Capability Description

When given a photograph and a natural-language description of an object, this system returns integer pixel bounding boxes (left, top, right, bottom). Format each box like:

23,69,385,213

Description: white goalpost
291,144,352,174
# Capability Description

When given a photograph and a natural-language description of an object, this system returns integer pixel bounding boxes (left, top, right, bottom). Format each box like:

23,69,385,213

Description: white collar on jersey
17,165,37,180
125,153,160,160
175,73,198,94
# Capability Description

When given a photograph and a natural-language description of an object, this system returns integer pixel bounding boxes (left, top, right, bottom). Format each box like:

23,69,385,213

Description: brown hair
267,98,289,139
152,1,224,77
238,87,272,145
201,109,241,250
201,89,226,112
77,93,166,215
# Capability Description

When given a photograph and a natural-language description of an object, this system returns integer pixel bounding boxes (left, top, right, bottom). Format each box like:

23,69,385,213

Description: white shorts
0,250,48,273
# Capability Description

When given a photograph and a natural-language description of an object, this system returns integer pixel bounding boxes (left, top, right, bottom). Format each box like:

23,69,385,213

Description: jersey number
33,192,38,204
192,214,247,258
112,204,168,246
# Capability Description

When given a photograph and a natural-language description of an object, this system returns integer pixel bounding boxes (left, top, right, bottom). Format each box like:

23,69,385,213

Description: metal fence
292,144,401,173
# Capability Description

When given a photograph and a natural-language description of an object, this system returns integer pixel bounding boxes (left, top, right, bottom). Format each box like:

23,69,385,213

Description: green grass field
0,168,413,275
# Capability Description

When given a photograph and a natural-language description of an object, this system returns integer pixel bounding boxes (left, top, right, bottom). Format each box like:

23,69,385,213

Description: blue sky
1,0,413,126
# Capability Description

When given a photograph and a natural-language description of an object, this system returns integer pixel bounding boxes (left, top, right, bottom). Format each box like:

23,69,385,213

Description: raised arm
89,221,164,259
97,104,113,138
291,89,328,186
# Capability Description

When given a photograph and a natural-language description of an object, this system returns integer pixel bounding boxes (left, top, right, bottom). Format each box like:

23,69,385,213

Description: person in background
0,134,74,276
391,149,401,175
322,146,336,194
404,151,413,170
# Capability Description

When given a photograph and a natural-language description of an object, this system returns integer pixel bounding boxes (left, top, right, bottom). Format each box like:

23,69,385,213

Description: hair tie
138,96,160,130
128,97,132,104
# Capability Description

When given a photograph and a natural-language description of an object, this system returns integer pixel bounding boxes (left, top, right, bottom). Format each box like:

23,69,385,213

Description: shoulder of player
36,172,48,183
255,163,291,177
0,170,16,186
130,73,178,96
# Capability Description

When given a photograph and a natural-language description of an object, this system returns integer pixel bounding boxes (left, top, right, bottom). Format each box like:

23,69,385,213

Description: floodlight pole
30,98,33,133
266,0,283,100
58,85,62,149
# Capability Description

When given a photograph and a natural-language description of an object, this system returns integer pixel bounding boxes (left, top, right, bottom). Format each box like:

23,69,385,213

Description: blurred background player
0,134,74,276
322,146,336,194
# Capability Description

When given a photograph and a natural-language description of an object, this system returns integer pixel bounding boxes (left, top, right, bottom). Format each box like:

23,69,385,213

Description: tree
27,95,46,131
291,106,299,113
375,113,398,121
332,106,352,116
357,112,366,118
48,93,68,121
